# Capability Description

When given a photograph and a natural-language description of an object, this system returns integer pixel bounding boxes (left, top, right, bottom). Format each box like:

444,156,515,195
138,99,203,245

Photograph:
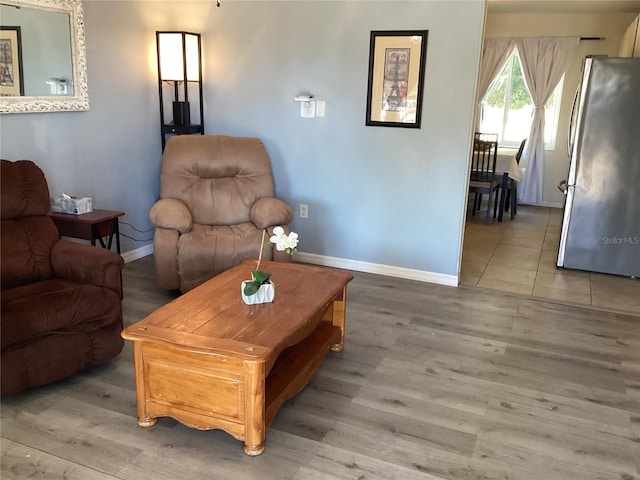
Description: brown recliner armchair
149,135,294,292
0,160,124,397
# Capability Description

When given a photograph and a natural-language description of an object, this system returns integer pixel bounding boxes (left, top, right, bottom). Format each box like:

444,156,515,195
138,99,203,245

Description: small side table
50,209,125,254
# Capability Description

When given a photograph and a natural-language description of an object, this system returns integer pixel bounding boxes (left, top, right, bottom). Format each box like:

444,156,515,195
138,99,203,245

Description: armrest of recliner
149,198,193,233
250,197,293,230
51,240,124,294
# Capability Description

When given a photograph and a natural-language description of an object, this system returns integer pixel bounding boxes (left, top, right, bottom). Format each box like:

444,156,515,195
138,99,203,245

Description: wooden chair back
470,132,498,183
515,138,527,164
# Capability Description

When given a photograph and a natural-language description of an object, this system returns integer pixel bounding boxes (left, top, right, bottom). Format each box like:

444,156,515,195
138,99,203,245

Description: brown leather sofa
1,160,125,397
149,135,294,292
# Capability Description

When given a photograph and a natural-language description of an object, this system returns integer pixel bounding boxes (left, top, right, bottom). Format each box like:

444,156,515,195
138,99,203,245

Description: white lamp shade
158,32,200,81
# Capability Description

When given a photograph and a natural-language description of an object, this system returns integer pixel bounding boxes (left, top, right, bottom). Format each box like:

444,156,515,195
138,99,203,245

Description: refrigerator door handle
557,181,575,268
558,179,568,194
568,86,580,158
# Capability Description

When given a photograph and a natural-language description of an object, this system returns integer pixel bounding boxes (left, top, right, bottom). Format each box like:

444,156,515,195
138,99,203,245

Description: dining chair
504,138,526,218
468,132,500,224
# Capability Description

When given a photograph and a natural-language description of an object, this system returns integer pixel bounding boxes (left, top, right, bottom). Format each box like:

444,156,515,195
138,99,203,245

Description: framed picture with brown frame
365,30,428,128
0,26,24,97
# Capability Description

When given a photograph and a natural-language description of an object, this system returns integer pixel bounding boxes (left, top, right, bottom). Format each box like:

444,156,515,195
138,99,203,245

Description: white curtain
476,39,515,130
516,37,579,204
477,38,516,104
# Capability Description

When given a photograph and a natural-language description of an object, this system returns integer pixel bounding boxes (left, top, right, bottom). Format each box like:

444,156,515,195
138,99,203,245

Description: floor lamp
156,31,204,149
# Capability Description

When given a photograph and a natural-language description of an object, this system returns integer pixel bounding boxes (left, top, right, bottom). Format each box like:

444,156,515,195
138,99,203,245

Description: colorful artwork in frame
0,26,24,97
365,30,428,128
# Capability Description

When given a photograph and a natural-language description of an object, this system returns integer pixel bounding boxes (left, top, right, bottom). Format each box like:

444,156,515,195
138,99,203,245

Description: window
480,48,563,150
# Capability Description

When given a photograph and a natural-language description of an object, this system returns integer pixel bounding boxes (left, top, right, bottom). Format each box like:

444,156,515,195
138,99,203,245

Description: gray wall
0,1,486,281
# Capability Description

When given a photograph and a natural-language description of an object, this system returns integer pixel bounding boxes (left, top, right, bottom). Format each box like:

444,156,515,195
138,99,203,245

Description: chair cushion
1,279,122,351
1,160,60,289
1,321,124,397
0,159,51,219
1,217,59,290
160,135,275,226
177,223,264,292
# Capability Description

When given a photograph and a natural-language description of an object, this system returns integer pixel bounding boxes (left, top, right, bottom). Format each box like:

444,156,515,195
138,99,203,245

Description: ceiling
487,0,640,14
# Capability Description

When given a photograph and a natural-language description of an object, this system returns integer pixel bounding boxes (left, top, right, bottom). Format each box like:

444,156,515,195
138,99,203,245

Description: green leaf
244,270,272,297
251,270,272,284
243,281,261,296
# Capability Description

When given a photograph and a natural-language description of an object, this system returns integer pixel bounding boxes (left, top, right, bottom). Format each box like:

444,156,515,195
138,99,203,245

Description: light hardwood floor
2,255,639,480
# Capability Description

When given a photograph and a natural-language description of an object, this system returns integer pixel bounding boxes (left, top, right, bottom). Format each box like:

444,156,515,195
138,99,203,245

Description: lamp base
172,101,190,125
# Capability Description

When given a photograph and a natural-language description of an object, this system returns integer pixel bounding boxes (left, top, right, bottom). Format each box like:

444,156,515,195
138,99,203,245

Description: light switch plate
301,101,315,118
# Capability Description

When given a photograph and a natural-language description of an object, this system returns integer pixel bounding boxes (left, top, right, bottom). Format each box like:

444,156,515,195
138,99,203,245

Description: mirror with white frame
0,0,88,113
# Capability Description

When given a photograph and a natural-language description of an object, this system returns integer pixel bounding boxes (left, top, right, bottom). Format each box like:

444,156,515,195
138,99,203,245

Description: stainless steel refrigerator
557,56,640,278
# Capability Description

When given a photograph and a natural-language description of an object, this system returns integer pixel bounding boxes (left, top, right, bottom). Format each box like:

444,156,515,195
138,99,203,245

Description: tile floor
461,203,640,315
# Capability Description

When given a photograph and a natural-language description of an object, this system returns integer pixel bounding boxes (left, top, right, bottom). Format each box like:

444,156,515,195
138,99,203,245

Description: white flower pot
241,281,275,305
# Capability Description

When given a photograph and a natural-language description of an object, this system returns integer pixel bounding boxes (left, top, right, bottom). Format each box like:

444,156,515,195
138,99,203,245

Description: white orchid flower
269,226,284,242
247,226,299,296
269,226,298,254
286,231,299,250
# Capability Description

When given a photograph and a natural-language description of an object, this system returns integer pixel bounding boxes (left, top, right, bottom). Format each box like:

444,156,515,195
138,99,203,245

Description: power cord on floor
120,221,154,242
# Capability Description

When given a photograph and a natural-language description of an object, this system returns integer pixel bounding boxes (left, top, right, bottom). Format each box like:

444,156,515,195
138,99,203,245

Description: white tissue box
50,196,93,215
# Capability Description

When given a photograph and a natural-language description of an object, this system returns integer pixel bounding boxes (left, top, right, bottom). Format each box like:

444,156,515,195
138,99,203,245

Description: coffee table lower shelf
131,320,340,456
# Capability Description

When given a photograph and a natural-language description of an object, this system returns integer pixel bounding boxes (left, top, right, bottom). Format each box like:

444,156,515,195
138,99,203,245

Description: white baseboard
118,246,458,286
121,243,153,263
518,201,563,209
119,209,571,283
295,252,459,287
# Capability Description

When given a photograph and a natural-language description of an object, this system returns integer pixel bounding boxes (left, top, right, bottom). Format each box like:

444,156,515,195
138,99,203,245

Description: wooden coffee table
121,260,353,455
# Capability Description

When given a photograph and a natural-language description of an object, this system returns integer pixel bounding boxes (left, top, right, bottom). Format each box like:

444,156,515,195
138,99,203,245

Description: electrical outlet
299,203,308,218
